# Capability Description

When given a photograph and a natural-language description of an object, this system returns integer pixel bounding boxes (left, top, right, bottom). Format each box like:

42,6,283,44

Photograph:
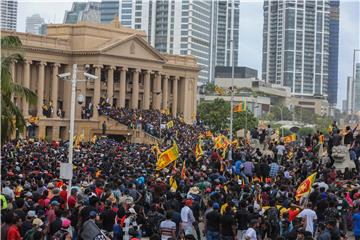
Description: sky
17,0,360,108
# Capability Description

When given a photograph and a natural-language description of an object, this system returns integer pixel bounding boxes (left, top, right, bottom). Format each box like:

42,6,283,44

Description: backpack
267,207,279,227
51,229,69,240
24,229,37,240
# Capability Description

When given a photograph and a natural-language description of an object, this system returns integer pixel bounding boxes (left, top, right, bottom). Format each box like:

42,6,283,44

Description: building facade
347,76,353,115
63,2,101,24
355,63,360,113
2,21,199,140
328,0,340,105
1,0,17,31
100,0,217,83
25,14,45,35
262,0,330,98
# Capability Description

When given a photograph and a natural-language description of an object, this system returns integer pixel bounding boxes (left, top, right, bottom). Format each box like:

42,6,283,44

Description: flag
232,139,240,149
287,150,294,160
90,135,97,144
215,85,225,95
233,101,247,113
181,160,186,179
319,134,324,144
169,176,178,192
205,130,213,138
327,125,333,133
283,133,296,143
295,172,317,201
166,120,174,129
156,142,179,171
213,135,230,150
195,140,203,161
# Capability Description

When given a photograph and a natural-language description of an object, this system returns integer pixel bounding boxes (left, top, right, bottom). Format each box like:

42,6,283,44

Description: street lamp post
351,49,360,123
58,64,97,201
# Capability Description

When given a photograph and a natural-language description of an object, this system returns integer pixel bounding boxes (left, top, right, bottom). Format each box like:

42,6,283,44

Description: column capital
52,63,61,68
107,65,116,71
119,66,128,72
155,71,162,77
24,60,32,65
10,59,18,64
131,68,141,73
163,75,170,80
93,64,103,69
38,61,47,66
143,69,151,74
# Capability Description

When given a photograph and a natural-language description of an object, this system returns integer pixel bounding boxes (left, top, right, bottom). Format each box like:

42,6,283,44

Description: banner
295,172,317,201
156,142,179,171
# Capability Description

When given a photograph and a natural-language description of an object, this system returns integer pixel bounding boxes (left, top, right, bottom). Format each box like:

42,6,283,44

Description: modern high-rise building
99,0,240,83
328,0,340,105
262,0,330,98
25,14,45,35
1,0,17,31
100,0,119,23
63,2,100,24
347,76,353,115
355,63,360,113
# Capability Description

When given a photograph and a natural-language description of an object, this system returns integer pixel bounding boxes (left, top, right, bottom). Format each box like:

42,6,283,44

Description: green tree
1,36,37,142
294,108,316,124
270,105,293,121
315,115,333,133
203,82,215,94
198,98,258,132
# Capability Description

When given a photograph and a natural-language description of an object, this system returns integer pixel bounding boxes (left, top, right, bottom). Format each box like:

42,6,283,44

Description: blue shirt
353,213,360,236
235,160,243,175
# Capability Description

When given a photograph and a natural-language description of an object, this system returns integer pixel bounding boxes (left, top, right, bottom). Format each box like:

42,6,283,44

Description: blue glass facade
101,0,119,23
328,0,340,104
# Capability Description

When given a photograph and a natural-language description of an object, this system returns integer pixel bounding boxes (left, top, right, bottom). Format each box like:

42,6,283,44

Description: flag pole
228,0,235,161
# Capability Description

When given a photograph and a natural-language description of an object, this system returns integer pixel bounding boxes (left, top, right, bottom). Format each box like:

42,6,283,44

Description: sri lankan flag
283,133,296,144
166,120,174,129
181,160,186,179
233,101,246,113
169,176,178,192
295,172,317,201
156,142,179,171
195,139,204,161
215,85,225,95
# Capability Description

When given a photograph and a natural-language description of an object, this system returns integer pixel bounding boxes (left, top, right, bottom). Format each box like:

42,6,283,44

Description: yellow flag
295,172,317,201
156,142,179,171
169,176,178,192
166,120,174,129
151,144,162,157
283,133,296,143
90,135,97,144
215,85,225,95
195,139,204,161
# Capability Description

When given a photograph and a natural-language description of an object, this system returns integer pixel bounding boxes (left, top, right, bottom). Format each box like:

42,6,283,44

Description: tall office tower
25,14,45,35
347,76,353,115
1,0,17,31
328,0,340,105
63,2,100,24
355,63,360,113
262,0,330,97
100,0,119,23
208,0,240,82
101,0,212,82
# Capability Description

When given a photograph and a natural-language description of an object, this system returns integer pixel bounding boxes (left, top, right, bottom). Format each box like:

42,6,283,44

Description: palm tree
1,36,37,142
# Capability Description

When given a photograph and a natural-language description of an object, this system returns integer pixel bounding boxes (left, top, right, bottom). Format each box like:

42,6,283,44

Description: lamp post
351,49,360,123
154,91,162,142
58,64,97,200
228,0,236,161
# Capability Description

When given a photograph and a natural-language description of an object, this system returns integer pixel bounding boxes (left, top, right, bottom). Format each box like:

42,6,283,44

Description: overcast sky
17,0,360,108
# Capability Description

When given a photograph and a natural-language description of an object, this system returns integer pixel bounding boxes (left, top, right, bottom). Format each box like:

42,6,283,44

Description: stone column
172,77,178,117
162,75,169,110
52,126,60,140
51,63,60,117
22,60,32,116
131,69,139,109
10,61,16,82
143,70,151,110
93,64,103,119
119,67,127,108
107,66,115,104
153,72,161,110
37,62,46,117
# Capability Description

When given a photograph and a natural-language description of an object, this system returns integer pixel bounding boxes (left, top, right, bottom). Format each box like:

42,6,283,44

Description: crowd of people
2,104,360,240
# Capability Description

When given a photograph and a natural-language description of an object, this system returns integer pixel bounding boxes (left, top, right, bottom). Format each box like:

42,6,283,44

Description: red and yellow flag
283,133,296,144
295,172,317,201
181,160,186,179
156,142,179,171
319,134,325,144
205,130,213,138
195,140,204,161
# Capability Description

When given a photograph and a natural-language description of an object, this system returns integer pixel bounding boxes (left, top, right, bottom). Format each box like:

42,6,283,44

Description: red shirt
68,195,77,208
7,225,21,240
60,190,67,202
95,187,103,197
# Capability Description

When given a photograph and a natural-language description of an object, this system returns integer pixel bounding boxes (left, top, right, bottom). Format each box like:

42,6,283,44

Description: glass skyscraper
262,0,331,97
328,0,340,105
1,0,17,31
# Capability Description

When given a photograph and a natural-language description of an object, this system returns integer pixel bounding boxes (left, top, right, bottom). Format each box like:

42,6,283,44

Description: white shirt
244,227,257,240
298,208,317,234
276,145,286,155
181,206,195,230
159,219,176,240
